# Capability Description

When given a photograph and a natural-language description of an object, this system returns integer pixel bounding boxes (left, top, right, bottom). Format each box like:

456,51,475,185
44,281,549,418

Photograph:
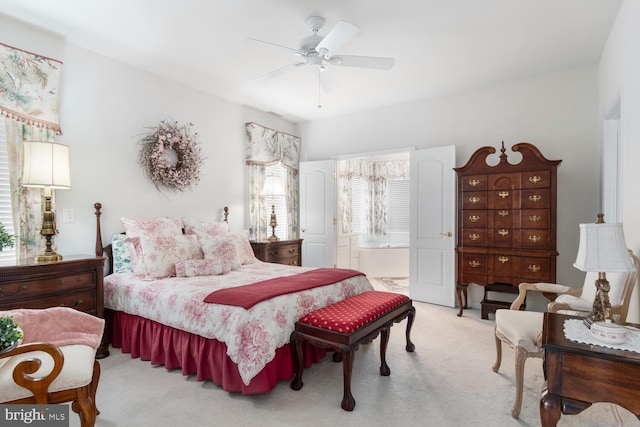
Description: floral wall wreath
138,119,203,192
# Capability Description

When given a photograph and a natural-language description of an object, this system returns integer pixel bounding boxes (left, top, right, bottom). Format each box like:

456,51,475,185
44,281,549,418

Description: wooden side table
0,255,109,358
250,239,302,266
540,312,640,426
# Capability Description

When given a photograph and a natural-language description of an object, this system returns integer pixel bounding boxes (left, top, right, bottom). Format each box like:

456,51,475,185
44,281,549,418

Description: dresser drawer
462,175,488,191
517,257,552,281
490,228,513,248
462,191,488,209
521,189,550,209
0,272,95,302
0,290,97,314
459,254,487,285
521,170,550,189
267,243,299,261
489,189,518,210
517,229,551,249
462,210,487,228
462,229,488,247
492,209,513,228
251,239,303,266
519,209,550,229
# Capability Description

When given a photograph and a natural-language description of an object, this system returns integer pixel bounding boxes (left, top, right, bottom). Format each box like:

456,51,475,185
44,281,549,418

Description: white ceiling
0,0,622,123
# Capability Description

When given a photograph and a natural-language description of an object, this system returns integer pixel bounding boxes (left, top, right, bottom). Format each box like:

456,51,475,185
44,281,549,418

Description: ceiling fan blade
316,21,359,56
318,67,338,93
329,55,395,70
255,62,306,81
248,38,305,56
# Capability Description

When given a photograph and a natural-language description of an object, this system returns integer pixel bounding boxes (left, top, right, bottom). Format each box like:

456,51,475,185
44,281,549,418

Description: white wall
599,0,640,322
2,14,299,256
299,67,601,310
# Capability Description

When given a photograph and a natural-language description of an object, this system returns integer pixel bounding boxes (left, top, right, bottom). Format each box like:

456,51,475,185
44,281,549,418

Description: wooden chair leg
492,332,502,373
71,386,97,427
289,333,305,391
512,345,528,419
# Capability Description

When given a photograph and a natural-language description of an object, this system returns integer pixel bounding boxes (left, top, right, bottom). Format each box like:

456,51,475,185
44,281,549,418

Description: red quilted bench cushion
298,291,410,334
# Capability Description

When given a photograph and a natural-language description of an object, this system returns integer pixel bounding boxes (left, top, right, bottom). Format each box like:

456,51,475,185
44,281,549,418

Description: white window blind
264,163,288,241
386,179,410,233
0,121,17,262
351,176,366,234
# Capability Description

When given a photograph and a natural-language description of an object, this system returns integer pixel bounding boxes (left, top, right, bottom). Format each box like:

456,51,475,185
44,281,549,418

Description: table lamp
573,213,634,327
260,174,285,242
21,141,71,262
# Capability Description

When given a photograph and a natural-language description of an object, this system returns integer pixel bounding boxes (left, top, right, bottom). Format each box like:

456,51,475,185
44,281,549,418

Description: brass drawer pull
529,215,541,223
529,195,542,203
498,210,509,217
288,249,296,254
58,279,65,285
468,260,480,268
76,276,83,282
469,233,480,241
60,300,82,309
468,215,480,223
529,175,542,184
0,285,27,295
498,229,509,236
529,235,541,243
468,196,480,204
498,256,509,263
469,179,480,187
528,265,542,273
498,191,509,198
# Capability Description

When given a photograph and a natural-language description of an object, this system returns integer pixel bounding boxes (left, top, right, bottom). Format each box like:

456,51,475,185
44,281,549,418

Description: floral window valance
0,42,63,134
245,122,300,171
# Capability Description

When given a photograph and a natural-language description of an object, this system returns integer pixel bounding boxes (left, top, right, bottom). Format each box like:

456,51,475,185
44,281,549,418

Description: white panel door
299,160,335,267
410,146,456,306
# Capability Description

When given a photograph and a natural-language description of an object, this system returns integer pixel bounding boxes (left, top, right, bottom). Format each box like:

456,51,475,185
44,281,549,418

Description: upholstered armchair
0,307,105,427
492,250,639,419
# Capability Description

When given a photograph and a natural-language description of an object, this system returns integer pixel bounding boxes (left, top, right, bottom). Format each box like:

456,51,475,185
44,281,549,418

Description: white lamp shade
574,222,634,272
22,141,71,189
260,174,285,197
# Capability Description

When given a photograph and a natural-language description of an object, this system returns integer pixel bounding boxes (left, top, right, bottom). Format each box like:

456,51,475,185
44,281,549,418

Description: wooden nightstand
250,239,303,266
0,255,109,358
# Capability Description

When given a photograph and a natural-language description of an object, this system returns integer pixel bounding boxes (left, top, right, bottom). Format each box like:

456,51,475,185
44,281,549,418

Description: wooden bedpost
94,202,103,257
224,206,229,223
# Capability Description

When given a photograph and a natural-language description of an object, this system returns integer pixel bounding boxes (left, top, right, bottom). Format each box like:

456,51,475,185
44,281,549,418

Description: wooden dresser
0,255,109,357
454,142,561,318
250,239,303,266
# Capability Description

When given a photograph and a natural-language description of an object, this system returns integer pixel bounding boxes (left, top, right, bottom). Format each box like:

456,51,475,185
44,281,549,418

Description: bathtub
358,244,409,277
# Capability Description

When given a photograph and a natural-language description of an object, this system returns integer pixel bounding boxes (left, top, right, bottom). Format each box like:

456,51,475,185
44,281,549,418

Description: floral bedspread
104,261,373,385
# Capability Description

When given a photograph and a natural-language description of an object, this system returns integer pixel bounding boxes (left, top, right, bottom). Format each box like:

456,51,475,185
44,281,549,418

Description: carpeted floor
71,301,640,427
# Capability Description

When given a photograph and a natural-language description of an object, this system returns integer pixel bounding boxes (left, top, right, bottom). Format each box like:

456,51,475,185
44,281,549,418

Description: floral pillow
196,233,240,272
229,231,257,265
175,259,225,277
121,217,183,238
128,234,203,279
183,217,230,236
111,233,133,274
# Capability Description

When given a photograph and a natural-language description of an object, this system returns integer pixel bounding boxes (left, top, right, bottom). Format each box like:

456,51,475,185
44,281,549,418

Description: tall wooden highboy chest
454,142,561,318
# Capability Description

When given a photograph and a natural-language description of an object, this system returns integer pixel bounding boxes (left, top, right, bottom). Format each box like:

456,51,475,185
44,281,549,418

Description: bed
94,203,374,394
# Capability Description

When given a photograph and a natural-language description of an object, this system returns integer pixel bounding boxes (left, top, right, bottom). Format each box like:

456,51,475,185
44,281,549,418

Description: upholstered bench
289,290,415,411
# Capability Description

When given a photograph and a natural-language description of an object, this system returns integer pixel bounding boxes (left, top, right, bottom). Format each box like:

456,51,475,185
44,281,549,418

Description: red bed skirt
105,309,326,395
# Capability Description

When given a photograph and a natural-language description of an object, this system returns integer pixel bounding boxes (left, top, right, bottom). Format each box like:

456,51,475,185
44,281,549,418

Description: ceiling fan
250,16,395,95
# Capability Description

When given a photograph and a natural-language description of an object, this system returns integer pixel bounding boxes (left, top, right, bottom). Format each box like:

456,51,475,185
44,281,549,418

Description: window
264,163,288,241
386,179,410,234
0,121,16,262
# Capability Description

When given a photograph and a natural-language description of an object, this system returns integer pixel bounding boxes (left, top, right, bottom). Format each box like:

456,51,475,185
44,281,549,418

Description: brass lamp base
35,251,63,263
267,204,279,242
35,194,63,263
583,273,611,328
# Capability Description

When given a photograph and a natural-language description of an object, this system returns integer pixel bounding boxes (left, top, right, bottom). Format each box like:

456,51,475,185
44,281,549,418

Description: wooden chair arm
0,342,64,404
510,282,581,311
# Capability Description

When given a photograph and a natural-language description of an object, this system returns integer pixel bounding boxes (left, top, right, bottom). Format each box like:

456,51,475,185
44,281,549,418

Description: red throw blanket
203,268,365,309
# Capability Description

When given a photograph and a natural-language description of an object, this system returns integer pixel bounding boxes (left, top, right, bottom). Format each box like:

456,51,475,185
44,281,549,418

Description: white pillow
129,234,203,278
175,259,225,277
183,217,230,236
196,233,240,271
229,231,257,265
121,217,183,238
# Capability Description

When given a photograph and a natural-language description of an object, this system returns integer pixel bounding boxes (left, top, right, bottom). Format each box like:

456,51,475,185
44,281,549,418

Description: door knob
301,228,306,233
440,231,452,237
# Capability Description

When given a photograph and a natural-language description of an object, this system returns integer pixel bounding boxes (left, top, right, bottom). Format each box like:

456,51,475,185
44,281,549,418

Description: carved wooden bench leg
340,348,356,411
290,332,304,391
379,325,391,376
405,306,416,352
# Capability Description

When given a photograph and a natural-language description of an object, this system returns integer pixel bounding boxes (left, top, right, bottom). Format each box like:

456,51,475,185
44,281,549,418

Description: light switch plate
62,208,75,223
